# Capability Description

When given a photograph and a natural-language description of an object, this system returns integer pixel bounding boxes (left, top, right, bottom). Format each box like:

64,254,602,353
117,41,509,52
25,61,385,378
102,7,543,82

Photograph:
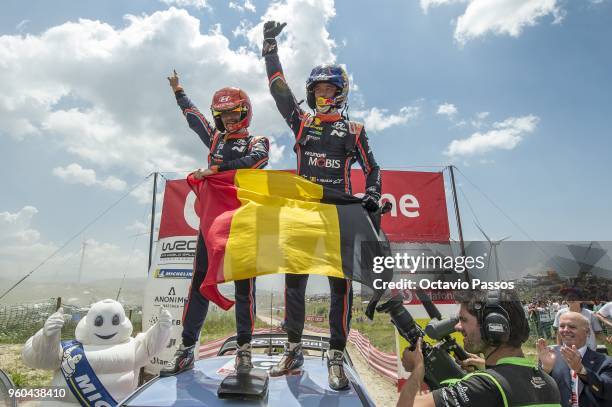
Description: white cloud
53,163,127,191
229,0,256,12
53,163,97,185
100,176,128,191
470,111,490,128
437,102,458,116
129,177,166,206
232,19,253,38
421,0,564,45
0,3,343,184
420,0,467,13
0,206,41,244
352,106,420,132
159,0,210,9
444,114,538,157
455,0,563,45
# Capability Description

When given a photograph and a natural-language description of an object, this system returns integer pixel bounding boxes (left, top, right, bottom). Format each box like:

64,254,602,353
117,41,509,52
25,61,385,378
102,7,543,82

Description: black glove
262,21,286,57
263,21,286,39
361,193,380,212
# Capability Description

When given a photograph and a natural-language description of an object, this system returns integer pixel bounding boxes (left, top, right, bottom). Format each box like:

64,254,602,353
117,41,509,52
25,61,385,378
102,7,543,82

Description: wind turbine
77,239,88,284
475,223,510,281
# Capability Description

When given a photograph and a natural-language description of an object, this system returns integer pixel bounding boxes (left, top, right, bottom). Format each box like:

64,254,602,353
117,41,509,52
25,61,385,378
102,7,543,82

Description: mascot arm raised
22,308,67,370
134,306,172,367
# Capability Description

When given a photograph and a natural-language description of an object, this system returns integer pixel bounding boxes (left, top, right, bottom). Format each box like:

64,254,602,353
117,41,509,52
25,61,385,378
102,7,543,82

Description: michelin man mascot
22,299,171,406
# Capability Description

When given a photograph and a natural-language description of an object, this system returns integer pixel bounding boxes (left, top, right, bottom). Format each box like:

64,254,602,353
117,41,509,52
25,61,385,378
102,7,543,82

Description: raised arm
21,309,64,370
168,70,216,148
262,21,304,137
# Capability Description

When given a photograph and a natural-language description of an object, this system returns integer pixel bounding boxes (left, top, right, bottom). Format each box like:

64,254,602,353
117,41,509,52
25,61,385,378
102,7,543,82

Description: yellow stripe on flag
235,169,325,201
223,170,344,280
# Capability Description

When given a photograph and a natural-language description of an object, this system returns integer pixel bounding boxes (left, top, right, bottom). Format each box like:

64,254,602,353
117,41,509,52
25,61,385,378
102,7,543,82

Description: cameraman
397,290,561,407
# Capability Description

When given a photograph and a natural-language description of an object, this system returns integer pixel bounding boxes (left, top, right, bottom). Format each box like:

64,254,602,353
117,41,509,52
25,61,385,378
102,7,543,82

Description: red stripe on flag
189,171,241,310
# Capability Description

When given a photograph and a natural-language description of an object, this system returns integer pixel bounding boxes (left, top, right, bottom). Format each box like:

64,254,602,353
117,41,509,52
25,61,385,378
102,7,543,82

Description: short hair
454,289,530,347
559,311,590,334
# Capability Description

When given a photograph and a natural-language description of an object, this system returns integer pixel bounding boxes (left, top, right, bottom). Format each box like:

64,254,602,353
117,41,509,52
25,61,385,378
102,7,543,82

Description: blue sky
1,0,611,289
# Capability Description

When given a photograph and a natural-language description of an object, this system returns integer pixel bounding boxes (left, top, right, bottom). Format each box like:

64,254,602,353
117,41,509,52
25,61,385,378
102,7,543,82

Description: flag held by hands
187,169,390,309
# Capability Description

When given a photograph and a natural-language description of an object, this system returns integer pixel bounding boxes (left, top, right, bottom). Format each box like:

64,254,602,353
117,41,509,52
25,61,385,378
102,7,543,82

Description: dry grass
0,344,53,388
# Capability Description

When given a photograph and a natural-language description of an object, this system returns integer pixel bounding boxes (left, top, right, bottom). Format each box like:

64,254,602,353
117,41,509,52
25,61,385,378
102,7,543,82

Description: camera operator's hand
459,352,485,371
536,338,556,374
401,337,425,382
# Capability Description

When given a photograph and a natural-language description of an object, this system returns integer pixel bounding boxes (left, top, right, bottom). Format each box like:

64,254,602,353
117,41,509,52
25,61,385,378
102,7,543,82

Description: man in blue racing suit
262,21,382,390
160,71,269,376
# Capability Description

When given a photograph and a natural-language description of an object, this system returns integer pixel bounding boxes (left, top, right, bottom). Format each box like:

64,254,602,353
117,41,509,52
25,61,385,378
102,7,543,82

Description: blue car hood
120,354,375,406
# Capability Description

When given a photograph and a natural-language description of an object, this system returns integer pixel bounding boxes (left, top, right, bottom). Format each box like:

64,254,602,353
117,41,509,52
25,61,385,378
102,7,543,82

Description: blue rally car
118,334,376,406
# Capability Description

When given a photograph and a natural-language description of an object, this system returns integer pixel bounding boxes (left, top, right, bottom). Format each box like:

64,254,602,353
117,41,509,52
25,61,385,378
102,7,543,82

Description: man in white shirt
595,302,612,326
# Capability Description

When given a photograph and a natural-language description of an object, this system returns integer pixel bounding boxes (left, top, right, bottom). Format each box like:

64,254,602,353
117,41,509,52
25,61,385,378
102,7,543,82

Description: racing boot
235,342,253,373
269,342,304,377
327,349,349,390
159,343,195,376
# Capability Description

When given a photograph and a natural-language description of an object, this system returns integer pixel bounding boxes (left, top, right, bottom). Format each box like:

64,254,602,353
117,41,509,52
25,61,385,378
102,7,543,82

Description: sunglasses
212,106,247,117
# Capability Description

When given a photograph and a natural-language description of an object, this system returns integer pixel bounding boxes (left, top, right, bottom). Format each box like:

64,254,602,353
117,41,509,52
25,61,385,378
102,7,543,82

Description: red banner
350,170,449,242
158,170,449,243
158,180,199,239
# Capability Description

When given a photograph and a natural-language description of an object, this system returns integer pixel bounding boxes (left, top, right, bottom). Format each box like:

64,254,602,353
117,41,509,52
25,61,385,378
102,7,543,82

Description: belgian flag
187,169,390,309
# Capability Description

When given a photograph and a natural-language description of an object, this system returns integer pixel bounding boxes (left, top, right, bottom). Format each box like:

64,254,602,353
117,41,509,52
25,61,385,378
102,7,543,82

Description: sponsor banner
350,169,449,243
305,315,325,322
158,171,450,243
142,270,192,374
158,180,199,239
145,181,200,374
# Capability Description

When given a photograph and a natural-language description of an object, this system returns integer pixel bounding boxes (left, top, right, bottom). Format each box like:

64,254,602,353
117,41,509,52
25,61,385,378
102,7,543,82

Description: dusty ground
346,342,398,406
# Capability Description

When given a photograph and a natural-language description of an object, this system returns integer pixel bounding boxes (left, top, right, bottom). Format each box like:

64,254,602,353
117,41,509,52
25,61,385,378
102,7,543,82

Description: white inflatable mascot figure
22,299,172,406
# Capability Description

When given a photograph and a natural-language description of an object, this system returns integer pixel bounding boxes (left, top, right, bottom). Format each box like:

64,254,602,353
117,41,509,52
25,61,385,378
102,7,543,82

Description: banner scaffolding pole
448,165,470,283
147,172,158,274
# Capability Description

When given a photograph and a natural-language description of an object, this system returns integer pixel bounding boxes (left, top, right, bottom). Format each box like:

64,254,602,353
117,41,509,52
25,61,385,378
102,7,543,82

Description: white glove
43,308,67,337
158,306,172,329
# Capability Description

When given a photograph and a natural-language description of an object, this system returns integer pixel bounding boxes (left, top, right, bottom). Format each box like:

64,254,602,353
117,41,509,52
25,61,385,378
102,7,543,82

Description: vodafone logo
183,191,200,231
382,193,420,218
354,192,420,218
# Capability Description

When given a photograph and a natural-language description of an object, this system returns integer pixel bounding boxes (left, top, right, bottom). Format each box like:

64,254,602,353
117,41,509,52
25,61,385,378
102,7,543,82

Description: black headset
474,290,511,345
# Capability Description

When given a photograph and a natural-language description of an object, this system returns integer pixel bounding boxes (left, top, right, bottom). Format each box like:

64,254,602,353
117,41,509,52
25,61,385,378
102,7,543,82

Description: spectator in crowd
553,289,604,351
538,311,612,407
539,301,555,340
595,302,612,330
